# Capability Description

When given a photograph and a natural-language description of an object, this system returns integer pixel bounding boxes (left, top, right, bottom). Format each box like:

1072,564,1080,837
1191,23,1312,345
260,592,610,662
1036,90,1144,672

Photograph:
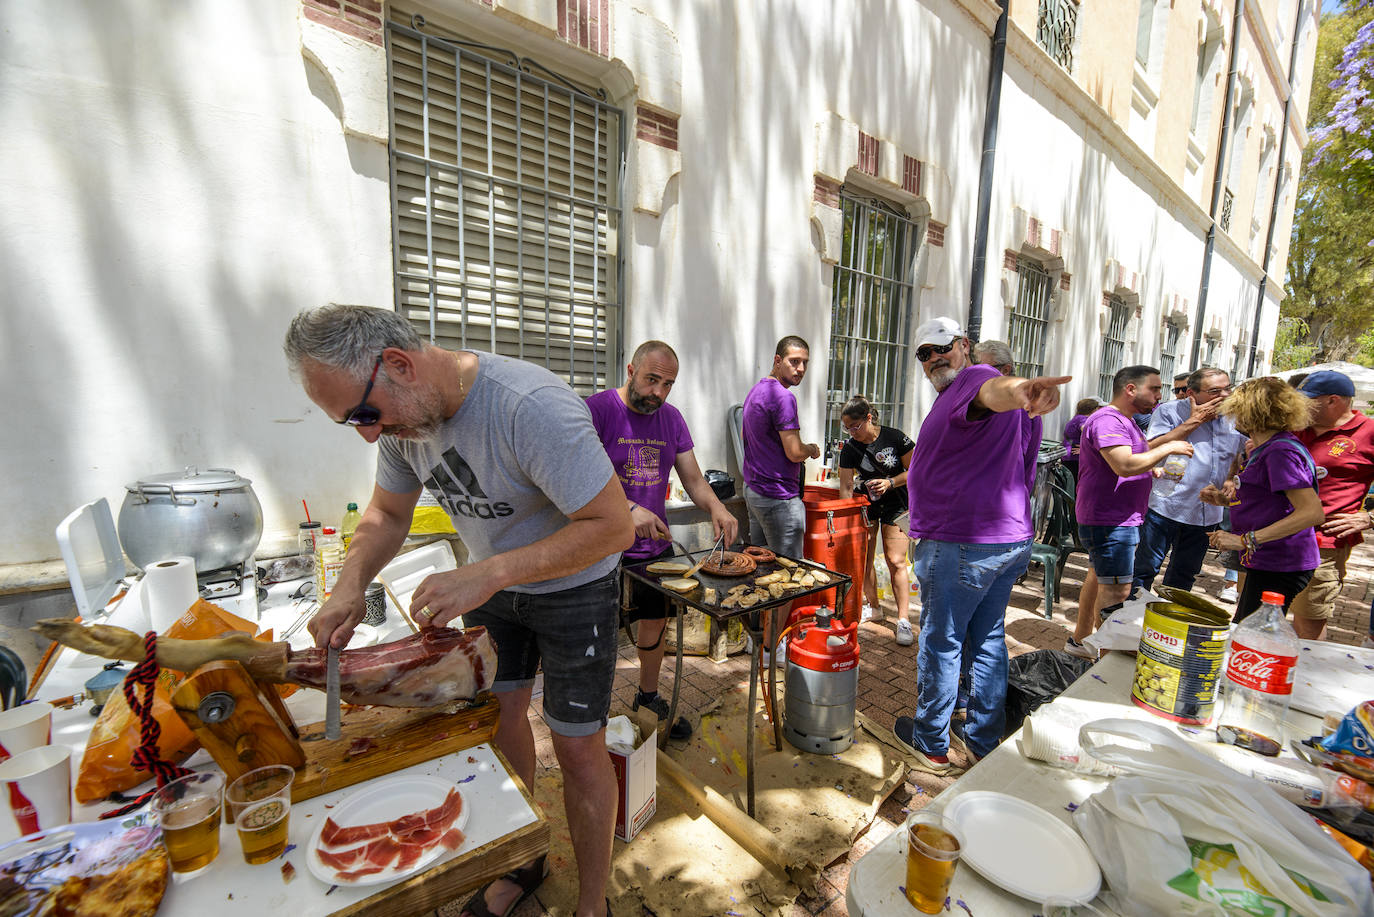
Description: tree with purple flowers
1282,0,1374,366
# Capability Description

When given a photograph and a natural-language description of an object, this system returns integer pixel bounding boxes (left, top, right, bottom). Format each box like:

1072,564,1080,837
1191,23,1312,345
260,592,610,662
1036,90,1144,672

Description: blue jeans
910,538,1032,758
1077,524,1139,584
1131,508,1216,594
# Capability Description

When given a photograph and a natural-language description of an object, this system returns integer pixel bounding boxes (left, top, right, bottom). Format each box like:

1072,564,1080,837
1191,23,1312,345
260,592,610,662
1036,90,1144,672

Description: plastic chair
1028,465,1084,620
0,646,28,711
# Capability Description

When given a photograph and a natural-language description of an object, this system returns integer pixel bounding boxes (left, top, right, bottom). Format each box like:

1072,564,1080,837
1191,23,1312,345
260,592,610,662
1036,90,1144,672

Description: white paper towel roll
142,556,199,633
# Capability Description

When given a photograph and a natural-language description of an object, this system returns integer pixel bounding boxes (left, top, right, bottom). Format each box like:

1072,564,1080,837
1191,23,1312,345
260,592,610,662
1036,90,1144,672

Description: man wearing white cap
1291,370,1374,640
892,316,1070,772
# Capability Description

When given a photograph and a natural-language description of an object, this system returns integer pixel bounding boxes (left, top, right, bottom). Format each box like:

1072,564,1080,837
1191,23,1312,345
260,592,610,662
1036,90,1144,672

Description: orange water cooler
801,485,867,625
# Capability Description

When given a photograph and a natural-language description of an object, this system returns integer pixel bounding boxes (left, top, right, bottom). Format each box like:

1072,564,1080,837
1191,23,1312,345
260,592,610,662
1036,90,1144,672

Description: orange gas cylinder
802,485,867,624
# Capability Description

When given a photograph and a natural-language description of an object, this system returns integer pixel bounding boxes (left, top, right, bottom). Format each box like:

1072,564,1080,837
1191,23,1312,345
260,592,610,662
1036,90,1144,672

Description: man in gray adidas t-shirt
285,305,631,917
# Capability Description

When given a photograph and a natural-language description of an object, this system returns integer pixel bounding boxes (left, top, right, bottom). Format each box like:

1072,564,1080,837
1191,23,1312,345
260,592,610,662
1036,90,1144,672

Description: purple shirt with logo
1232,433,1320,572
1076,407,1152,527
907,363,1042,544
742,377,802,500
587,388,694,560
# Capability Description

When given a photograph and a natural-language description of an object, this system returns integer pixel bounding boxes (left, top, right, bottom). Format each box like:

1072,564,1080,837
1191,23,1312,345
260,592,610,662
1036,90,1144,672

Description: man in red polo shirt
1291,371,1374,640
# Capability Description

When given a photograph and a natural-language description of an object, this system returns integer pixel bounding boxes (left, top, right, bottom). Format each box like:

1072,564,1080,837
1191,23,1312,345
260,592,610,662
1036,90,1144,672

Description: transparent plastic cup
903,810,963,914
151,771,225,874
226,765,294,865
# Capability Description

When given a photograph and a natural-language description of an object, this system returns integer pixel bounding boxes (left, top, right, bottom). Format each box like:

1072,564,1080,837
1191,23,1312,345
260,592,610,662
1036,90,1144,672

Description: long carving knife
325,646,341,740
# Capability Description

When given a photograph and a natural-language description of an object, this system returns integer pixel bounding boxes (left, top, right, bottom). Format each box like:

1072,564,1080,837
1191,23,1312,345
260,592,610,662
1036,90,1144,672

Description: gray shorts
461,572,619,737
744,485,805,558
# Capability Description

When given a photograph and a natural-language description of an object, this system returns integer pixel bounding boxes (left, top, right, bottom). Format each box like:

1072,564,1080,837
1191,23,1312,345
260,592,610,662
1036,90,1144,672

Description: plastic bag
74,599,265,803
1073,718,1373,917
1003,649,1092,737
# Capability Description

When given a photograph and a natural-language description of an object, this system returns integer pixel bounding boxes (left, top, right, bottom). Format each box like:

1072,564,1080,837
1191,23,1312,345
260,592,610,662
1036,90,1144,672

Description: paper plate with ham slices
306,775,469,886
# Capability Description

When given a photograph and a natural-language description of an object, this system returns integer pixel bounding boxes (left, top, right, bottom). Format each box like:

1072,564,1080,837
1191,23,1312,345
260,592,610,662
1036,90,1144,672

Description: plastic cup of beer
226,765,294,865
151,771,225,874
903,810,963,914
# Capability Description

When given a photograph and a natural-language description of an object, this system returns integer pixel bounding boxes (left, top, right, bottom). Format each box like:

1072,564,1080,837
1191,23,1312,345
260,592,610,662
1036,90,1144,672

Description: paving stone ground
437,543,1374,917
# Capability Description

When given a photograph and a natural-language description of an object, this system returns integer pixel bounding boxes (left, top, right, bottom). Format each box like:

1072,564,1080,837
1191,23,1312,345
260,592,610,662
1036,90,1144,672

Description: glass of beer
903,810,963,914
151,771,225,874
226,765,295,865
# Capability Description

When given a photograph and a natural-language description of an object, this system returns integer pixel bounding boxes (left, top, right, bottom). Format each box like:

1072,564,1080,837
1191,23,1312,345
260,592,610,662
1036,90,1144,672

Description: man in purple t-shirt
892,317,1070,774
1067,366,1193,659
589,341,738,737
741,336,821,557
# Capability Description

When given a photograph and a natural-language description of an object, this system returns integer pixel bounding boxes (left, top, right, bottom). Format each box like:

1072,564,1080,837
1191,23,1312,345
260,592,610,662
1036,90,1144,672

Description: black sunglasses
1172,387,1188,395
916,341,956,362
337,354,384,426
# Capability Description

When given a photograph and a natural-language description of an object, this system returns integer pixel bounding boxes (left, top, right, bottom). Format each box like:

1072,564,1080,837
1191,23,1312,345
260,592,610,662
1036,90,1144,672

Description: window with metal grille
1098,297,1132,401
825,193,919,433
1220,187,1234,233
386,17,625,396
1205,337,1219,367
1037,0,1079,71
1158,320,1182,382
1010,257,1053,378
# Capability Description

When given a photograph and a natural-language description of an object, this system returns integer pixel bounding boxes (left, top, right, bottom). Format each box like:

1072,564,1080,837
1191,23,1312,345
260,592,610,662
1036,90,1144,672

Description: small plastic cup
151,771,225,874
903,810,963,914
226,765,295,865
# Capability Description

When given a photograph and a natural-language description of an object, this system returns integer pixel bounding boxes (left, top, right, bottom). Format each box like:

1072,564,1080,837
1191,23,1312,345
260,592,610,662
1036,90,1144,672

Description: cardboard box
608,725,656,842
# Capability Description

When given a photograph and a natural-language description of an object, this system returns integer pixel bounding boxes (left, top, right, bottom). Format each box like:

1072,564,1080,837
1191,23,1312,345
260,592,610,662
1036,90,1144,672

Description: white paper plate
306,775,469,887
944,791,1101,904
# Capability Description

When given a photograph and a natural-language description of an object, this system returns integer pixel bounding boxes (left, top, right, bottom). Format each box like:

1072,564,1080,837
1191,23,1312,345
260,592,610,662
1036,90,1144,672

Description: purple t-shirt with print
1076,407,1152,527
742,377,802,500
1232,433,1320,572
907,363,1042,544
587,389,694,560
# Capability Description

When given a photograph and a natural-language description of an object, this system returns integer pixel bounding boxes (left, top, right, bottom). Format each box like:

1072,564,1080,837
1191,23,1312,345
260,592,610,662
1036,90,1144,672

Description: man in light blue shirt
1131,367,1248,595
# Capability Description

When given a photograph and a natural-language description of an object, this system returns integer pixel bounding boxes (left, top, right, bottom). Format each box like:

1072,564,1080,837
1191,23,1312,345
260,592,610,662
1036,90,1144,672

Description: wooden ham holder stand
169,658,504,803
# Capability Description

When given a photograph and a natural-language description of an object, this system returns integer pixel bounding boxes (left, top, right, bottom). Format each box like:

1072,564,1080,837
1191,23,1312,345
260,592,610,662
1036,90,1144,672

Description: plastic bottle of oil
315,527,346,602
340,502,362,549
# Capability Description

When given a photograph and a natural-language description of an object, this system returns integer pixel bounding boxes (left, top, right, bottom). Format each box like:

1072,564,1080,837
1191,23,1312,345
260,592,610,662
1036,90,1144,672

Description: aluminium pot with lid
117,466,263,573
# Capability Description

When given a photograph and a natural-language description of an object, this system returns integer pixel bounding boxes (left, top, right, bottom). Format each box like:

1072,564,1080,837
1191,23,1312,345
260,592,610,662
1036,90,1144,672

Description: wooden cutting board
290,694,500,802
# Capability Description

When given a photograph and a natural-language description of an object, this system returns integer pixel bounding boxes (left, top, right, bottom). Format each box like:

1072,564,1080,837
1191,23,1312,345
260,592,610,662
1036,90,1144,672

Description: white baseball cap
914,316,966,347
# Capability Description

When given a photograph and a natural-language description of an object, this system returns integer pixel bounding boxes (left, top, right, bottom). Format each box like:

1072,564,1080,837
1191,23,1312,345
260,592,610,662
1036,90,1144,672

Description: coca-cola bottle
1216,591,1300,756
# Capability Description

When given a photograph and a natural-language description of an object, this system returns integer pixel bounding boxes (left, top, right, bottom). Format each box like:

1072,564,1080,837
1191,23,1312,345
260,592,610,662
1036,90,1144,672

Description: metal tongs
683,531,727,578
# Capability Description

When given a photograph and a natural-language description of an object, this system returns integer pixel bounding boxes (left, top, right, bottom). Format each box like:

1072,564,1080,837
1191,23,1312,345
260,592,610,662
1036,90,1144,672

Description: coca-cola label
1226,642,1298,695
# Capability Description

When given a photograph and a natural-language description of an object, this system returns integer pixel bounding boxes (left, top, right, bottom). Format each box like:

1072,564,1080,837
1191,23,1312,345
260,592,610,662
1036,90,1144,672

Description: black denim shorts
462,572,619,737
620,551,673,624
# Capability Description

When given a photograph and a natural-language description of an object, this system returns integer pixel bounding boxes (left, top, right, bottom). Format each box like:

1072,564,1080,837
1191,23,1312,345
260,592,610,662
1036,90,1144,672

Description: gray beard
627,389,662,414
929,365,959,392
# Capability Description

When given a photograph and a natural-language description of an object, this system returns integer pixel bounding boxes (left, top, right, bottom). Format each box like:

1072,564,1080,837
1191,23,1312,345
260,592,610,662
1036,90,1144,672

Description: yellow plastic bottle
340,502,362,549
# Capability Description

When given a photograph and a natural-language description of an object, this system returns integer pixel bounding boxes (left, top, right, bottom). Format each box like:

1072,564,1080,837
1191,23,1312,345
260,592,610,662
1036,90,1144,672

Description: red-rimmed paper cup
0,745,72,842
0,702,53,763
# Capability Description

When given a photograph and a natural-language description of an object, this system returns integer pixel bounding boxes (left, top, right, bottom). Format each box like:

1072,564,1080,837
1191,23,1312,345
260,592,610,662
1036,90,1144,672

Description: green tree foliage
1283,1,1374,366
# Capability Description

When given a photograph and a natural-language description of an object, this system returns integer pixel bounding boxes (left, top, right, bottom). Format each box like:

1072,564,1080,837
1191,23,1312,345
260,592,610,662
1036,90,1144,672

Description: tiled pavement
437,544,1374,917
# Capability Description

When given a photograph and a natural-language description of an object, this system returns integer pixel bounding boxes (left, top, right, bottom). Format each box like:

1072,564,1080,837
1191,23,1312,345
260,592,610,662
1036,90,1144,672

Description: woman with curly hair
1205,377,1323,622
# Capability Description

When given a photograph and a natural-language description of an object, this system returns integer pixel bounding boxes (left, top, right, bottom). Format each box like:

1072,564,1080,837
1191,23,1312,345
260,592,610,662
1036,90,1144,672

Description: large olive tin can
1131,590,1232,725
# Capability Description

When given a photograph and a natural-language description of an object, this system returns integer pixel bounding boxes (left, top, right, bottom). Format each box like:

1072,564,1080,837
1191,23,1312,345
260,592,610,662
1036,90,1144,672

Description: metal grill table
621,552,852,817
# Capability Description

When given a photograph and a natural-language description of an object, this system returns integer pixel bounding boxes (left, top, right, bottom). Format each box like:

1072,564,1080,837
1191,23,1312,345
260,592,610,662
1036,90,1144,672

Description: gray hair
972,339,1014,369
283,305,424,381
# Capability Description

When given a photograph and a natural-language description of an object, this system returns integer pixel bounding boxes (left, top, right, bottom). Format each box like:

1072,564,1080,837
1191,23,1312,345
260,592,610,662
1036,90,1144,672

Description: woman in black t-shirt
836,396,916,645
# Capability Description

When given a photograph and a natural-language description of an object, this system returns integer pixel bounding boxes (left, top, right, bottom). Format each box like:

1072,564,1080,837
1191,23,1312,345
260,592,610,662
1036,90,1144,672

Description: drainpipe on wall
966,0,1009,344
1190,0,1246,368
1247,0,1307,378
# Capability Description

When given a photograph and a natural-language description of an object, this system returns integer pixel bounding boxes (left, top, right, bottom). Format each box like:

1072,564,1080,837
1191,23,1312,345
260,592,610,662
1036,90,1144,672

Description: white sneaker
860,604,876,622
1064,638,1097,660
895,619,915,646
1217,585,1238,603
1363,636,1374,650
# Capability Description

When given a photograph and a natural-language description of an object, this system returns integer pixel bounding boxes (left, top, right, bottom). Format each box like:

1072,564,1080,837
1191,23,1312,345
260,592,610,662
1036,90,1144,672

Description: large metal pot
117,467,263,572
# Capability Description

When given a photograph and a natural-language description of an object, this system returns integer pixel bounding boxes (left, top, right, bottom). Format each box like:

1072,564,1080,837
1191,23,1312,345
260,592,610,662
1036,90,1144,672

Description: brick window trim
635,105,678,151
1060,272,1071,291
1003,249,1020,271
814,175,842,209
557,0,610,58
857,132,879,176
926,221,945,248
302,0,382,45
902,155,921,196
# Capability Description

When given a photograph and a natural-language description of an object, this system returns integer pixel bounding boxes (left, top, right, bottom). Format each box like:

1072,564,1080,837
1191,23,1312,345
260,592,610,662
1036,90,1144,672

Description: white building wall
0,0,1303,571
